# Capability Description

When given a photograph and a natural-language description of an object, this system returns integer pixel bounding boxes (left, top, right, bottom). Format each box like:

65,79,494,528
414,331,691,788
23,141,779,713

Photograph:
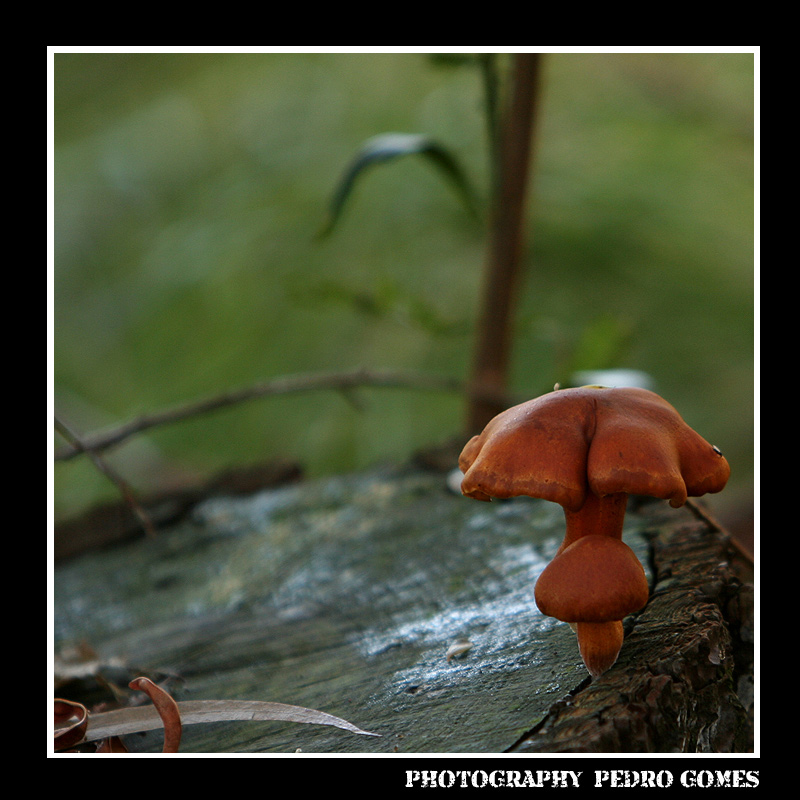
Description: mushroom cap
459,386,730,511
533,535,649,623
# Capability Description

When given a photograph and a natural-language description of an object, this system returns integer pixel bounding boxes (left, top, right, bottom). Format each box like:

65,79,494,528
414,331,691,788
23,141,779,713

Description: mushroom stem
576,620,624,678
560,491,628,553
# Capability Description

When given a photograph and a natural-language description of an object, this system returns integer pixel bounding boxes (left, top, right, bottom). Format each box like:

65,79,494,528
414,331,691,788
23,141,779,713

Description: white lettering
595,770,673,788
681,770,759,788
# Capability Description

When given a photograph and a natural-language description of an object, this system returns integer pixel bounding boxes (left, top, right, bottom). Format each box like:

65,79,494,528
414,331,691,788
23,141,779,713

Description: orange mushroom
458,385,730,676
533,535,649,676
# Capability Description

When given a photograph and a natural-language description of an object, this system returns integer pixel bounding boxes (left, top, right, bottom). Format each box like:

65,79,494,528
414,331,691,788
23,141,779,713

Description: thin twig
53,415,157,537
54,368,474,462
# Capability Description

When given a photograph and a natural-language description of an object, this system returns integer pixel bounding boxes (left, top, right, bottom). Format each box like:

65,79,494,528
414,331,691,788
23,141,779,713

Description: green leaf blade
319,132,480,238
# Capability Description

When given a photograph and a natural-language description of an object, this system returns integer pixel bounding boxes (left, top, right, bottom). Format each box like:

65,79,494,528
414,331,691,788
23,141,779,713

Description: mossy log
53,462,753,754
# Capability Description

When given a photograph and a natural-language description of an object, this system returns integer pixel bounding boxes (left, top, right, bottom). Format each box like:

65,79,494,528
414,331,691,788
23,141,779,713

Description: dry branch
54,415,156,537
54,368,469,462
467,54,541,432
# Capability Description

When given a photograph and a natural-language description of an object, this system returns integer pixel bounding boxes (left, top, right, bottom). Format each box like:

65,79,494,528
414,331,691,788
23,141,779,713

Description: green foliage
52,52,754,520
318,133,481,238
286,274,470,337
567,314,634,376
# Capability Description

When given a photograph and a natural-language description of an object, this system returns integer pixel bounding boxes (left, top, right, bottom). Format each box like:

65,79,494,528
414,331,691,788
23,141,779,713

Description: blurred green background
52,51,755,529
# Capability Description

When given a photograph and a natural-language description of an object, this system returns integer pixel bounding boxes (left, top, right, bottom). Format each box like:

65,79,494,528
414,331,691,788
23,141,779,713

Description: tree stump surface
53,461,753,754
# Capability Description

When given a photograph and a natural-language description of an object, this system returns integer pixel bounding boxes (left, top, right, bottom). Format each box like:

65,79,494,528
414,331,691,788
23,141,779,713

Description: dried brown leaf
54,674,380,752
128,677,182,753
54,698,89,750
65,699,380,745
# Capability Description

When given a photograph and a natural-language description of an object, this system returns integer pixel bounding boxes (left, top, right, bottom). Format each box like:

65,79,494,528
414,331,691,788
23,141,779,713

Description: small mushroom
458,385,730,676
533,535,649,676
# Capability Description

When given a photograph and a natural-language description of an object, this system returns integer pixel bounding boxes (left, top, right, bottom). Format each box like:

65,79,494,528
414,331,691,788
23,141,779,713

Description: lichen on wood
53,464,752,753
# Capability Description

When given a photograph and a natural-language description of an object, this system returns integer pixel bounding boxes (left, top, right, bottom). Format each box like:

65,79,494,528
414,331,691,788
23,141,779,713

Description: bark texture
54,463,753,753
511,506,754,752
